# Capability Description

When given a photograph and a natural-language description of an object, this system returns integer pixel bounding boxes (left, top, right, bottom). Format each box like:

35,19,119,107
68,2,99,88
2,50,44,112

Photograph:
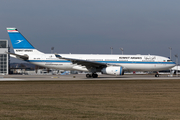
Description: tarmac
0,74,180,81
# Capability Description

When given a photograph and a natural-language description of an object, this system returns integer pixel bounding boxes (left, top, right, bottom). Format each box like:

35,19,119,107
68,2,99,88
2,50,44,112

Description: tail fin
7,28,43,54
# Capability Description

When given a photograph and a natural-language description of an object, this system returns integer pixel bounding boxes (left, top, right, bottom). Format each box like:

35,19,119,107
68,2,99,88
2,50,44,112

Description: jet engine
101,66,124,75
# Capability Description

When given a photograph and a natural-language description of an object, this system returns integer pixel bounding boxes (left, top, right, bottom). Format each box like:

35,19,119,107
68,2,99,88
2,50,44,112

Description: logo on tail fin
15,40,23,44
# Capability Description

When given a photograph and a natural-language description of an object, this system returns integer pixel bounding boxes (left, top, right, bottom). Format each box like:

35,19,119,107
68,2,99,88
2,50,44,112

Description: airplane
6,27,176,78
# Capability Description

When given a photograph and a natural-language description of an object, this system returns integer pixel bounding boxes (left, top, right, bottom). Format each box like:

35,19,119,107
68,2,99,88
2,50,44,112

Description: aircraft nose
172,62,176,67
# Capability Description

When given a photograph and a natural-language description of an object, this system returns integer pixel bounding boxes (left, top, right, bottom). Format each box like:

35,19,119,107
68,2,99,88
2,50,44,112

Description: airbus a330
6,28,175,78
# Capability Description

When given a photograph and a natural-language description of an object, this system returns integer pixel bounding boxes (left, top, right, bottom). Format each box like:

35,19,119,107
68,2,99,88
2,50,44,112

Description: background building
0,40,9,75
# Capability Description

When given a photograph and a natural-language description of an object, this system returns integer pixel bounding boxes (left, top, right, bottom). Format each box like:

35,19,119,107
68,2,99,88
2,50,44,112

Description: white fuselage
23,52,175,72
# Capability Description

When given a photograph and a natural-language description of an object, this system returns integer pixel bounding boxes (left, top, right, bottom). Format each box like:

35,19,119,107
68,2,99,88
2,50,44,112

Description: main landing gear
86,73,98,78
155,72,159,77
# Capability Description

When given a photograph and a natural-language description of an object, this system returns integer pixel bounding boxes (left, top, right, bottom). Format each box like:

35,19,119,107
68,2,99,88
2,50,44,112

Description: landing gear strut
86,73,98,78
155,72,159,77
155,74,159,77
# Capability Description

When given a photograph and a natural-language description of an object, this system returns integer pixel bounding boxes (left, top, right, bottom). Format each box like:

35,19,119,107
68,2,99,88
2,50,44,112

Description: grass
0,80,180,120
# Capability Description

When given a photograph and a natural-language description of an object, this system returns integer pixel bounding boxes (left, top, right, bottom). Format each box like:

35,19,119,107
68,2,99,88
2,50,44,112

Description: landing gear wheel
155,74,159,77
86,74,92,78
92,73,98,78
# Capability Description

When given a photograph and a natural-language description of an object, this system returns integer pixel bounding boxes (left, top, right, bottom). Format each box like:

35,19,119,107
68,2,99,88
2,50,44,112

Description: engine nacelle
101,66,124,76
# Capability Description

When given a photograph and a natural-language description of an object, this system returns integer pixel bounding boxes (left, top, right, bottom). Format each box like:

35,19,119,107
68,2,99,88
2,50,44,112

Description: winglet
55,53,62,58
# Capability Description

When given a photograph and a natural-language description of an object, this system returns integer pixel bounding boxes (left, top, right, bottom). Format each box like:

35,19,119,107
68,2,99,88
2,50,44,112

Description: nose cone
171,61,176,67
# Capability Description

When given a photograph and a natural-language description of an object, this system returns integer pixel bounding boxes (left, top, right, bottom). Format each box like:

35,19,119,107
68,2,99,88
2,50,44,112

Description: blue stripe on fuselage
26,60,175,64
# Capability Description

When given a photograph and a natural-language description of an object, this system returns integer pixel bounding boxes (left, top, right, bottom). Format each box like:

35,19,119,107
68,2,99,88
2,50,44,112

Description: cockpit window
167,60,172,62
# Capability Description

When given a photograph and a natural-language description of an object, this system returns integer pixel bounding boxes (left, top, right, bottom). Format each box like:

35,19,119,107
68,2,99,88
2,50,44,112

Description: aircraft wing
6,52,29,60
55,54,107,68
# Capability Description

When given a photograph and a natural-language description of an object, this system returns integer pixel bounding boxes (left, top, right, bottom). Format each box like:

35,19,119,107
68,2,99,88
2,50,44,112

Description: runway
0,74,180,81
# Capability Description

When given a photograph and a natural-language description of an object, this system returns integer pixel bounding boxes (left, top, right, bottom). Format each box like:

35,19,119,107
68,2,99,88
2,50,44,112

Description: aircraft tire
86,74,92,78
155,74,159,77
92,73,98,78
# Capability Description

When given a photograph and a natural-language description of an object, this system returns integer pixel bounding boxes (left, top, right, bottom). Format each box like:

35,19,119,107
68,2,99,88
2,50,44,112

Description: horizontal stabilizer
6,52,29,60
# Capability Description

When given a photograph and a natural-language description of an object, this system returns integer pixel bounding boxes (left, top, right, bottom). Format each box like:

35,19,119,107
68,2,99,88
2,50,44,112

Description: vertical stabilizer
7,28,43,54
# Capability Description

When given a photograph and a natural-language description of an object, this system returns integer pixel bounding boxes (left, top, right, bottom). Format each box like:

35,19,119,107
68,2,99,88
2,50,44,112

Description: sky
0,0,180,63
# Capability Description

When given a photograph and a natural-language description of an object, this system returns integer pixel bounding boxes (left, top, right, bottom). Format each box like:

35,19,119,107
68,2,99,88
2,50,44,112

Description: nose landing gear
155,74,159,77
